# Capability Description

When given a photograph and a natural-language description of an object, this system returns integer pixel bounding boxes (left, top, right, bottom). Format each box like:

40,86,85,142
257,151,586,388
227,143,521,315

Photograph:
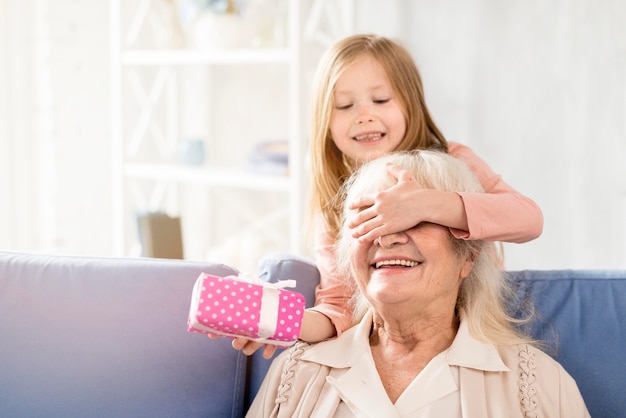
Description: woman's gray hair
335,150,534,346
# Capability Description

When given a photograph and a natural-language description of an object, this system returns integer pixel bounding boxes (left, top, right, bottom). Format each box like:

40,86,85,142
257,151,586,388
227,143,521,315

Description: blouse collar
302,309,509,373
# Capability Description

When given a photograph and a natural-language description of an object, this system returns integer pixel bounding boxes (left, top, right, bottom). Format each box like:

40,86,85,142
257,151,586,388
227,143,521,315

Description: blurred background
1,0,625,272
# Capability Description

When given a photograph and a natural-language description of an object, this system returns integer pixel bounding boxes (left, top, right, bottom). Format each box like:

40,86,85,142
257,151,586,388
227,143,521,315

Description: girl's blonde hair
335,150,536,346
306,34,449,241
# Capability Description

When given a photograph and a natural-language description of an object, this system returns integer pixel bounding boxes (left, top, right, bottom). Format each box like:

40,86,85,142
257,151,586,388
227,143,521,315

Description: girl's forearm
299,310,337,343
424,189,469,232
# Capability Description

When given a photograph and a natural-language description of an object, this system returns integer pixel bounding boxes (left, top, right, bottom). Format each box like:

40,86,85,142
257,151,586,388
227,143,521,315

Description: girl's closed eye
373,98,391,105
335,103,353,110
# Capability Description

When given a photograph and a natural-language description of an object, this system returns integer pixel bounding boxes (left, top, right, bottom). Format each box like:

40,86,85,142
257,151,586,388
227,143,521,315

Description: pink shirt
311,142,544,335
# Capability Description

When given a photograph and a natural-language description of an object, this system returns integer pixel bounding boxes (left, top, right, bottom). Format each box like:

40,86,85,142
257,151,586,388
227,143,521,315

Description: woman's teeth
374,259,419,269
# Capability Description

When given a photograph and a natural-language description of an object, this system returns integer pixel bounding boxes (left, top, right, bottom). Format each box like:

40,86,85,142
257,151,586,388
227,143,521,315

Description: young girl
234,34,543,358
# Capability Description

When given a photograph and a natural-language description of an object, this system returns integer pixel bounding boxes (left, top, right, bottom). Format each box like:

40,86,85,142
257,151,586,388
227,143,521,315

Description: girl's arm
448,141,543,242
349,143,543,243
299,310,336,342
305,226,356,337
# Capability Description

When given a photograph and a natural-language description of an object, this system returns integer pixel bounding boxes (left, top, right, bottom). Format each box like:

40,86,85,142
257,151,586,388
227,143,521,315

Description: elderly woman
247,150,589,417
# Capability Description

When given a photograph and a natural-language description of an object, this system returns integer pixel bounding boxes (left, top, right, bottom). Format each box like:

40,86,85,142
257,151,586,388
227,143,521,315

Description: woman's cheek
349,242,370,283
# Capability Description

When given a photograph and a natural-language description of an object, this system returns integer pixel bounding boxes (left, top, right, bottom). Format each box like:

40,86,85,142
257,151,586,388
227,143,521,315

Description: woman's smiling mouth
373,259,421,269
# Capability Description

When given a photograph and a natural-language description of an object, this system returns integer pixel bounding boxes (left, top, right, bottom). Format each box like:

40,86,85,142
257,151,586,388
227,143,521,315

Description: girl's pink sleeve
449,142,543,242
308,225,353,336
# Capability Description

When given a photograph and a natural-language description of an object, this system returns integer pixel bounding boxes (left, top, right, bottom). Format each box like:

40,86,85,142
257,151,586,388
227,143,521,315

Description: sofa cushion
512,269,626,418
0,252,246,418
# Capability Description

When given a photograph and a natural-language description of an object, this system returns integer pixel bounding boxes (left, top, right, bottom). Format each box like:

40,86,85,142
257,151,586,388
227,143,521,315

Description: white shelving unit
123,164,292,191
110,0,306,266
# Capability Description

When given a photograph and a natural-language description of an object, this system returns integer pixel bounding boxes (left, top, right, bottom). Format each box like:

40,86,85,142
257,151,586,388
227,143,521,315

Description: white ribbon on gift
237,273,297,339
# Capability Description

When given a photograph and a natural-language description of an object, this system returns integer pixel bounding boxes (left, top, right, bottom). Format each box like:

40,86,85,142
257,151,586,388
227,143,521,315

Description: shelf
111,0,309,258
122,48,292,66
124,163,292,192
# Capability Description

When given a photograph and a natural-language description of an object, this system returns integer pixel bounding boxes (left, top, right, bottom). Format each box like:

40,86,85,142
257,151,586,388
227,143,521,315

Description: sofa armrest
0,251,248,418
257,252,320,309
245,252,320,410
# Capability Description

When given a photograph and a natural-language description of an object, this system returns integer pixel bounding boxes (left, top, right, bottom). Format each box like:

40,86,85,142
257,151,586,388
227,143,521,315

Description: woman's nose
375,232,408,248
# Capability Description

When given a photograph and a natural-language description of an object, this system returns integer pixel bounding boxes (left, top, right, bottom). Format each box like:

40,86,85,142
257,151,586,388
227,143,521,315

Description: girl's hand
348,162,428,241
225,311,336,358
348,162,469,240
231,337,278,359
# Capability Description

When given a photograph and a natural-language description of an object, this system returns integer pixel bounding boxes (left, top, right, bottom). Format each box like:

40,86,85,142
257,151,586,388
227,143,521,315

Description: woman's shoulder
270,341,332,381
497,343,583,392
494,344,590,416
497,344,567,374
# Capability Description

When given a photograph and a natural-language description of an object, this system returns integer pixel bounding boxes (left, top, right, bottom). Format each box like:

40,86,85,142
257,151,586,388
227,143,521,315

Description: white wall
2,0,624,269
0,0,111,255
0,1,38,252
356,0,626,270
0,1,11,249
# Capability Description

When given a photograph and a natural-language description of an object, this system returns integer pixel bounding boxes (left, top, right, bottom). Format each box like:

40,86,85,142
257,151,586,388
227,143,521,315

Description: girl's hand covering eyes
348,162,426,241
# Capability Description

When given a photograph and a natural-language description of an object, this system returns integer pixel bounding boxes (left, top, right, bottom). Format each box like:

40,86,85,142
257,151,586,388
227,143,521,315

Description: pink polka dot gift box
187,273,306,347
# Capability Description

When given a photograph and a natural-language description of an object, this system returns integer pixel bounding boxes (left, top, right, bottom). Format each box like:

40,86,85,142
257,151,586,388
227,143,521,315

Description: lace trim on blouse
518,345,538,417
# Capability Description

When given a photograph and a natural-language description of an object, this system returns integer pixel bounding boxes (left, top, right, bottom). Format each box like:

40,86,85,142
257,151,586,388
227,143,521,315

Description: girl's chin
352,150,388,166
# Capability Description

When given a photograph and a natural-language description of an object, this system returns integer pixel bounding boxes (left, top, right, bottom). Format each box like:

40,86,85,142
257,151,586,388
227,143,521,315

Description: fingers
242,342,265,356
262,344,278,359
356,226,386,243
386,162,415,183
350,215,385,239
348,165,411,214
348,206,376,229
231,337,276,357
233,338,263,355
348,164,415,238
348,194,374,211
231,337,247,349
349,164,412,211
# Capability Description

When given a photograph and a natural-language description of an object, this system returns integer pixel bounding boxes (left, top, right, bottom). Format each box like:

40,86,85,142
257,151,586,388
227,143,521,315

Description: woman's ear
459,250,478,280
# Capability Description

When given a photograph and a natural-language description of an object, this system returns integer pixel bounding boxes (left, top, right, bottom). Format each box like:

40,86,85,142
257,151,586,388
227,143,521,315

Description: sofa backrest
0,252,246,418
249,254,626,417
511,269,626,418
4,251,623,417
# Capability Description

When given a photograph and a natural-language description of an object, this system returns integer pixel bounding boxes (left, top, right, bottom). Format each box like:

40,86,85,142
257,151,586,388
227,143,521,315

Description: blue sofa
1,251,624,417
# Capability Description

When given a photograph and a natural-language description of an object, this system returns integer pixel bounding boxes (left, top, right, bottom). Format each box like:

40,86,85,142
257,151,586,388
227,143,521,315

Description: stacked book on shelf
246,140,288,176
